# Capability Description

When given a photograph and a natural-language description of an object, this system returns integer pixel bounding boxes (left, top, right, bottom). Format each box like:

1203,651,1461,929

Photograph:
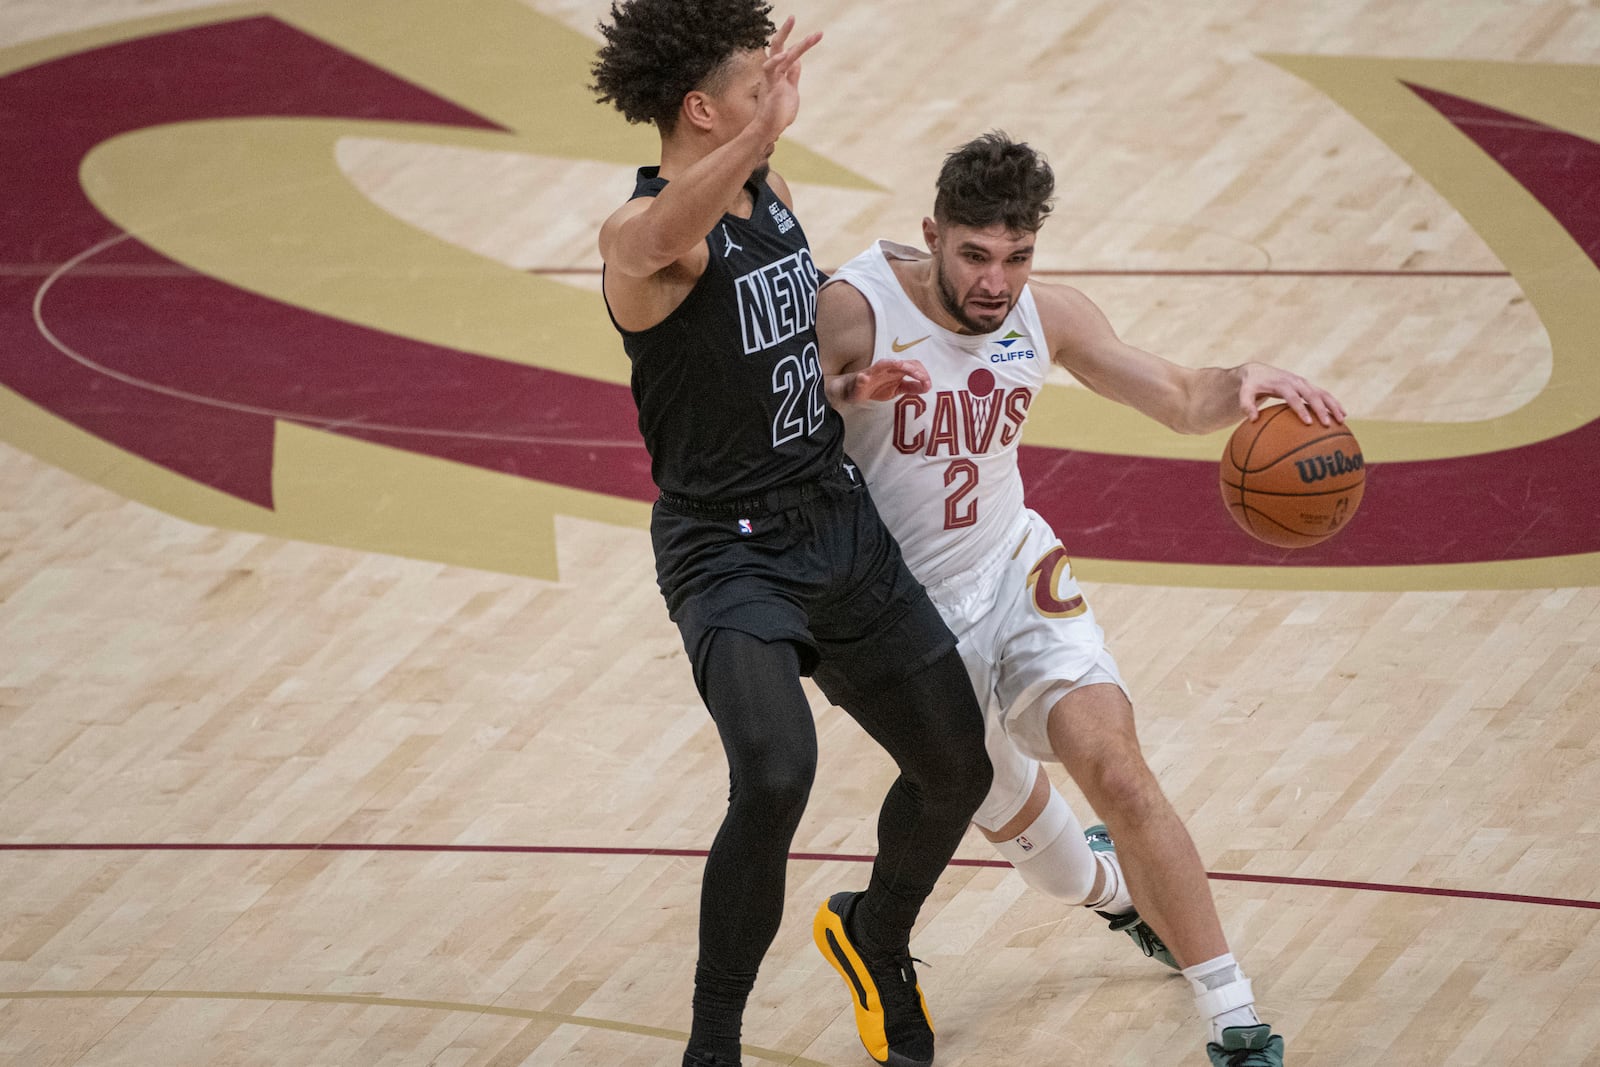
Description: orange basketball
1220,404,1365,548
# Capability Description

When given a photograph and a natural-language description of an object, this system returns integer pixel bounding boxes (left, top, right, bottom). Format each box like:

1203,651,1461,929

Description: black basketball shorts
650,465,957,707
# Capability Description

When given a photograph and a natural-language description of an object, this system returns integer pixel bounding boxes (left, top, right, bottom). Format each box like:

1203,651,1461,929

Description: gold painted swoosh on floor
0,989,836,1066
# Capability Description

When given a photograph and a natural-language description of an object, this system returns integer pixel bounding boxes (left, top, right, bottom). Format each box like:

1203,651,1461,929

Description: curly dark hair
591,0,775,133
934,131,1056,233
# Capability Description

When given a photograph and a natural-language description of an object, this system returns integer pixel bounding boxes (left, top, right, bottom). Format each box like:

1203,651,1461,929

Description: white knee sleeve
990,787,1099,905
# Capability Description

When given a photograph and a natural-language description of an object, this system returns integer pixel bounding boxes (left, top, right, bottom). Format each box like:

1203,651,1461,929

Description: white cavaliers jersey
829,239,1050,589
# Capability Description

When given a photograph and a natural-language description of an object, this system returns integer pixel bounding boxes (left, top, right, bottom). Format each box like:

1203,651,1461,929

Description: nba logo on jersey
1016,833,1035,853
738,518,753,535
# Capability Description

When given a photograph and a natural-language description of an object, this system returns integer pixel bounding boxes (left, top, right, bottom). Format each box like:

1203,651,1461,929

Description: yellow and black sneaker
812,891,935,1067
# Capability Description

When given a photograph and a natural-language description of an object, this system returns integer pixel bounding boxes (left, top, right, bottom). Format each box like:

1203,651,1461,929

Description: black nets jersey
606,167,844,501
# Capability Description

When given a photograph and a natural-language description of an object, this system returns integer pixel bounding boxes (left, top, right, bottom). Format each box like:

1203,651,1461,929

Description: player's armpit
599,204,710,334
815,280,877,376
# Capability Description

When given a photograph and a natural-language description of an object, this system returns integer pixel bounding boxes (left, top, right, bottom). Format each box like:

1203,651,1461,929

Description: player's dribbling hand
845,358,930,403
1235,361,1347,426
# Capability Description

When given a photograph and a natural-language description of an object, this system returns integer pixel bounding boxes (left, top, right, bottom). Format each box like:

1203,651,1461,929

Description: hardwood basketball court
1,1,1597,1064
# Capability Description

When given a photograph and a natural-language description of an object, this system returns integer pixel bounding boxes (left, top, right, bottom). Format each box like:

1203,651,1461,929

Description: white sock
1083,850,1134,915
1181,953,1260,1043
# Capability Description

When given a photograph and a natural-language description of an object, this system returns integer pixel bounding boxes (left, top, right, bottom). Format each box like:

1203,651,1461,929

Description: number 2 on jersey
944,458,978,530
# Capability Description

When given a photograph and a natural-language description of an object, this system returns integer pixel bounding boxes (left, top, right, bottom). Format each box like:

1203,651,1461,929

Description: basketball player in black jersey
591,4,992,1067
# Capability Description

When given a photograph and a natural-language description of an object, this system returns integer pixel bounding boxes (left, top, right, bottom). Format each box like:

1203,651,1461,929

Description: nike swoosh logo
891,335,930,352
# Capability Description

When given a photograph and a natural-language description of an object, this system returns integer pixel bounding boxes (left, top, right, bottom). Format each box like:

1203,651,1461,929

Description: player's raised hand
843,358,930,404
1236,361,1346,426
754,16,821,139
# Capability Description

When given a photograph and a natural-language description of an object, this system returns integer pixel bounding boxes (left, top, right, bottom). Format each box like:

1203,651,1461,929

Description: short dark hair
591,0,775,134
934,131,1056,233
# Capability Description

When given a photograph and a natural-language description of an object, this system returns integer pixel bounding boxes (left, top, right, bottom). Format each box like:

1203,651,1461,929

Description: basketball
1220,404,1365,548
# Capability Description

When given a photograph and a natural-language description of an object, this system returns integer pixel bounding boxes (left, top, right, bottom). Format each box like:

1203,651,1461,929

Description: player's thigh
1044,679,1146,788
652,505,823,678
808,489,961,703
993,607,1119,763
828,645,987,789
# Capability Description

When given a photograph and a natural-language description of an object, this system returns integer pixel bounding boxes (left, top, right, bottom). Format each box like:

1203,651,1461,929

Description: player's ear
922,217,939,253
680,90,716,133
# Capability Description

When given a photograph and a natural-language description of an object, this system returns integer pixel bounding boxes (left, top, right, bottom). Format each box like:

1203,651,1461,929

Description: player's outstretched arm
598,18,821,280
816,281,930,406
1040,283,1345,434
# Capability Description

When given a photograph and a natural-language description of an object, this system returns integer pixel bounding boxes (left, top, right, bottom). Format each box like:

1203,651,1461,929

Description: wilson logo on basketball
1295,450,1365,484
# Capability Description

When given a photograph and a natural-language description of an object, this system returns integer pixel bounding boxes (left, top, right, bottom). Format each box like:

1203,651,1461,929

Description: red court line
1029,269,1512,278
1205,871,1600,911
3,842,1594,912
0,264,1512,278
519,267,1513,278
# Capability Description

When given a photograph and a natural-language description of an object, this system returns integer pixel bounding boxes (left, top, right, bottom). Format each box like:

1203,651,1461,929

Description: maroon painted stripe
2,842,1594,912
0,264,1514,278
512,267,1512,278
1406,82,1600,263
1,264,1516,279
1206,871,1600,911
1029,269,1513,278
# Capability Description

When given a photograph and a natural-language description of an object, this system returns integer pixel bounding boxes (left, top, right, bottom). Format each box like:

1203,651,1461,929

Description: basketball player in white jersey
817,131,1346,1067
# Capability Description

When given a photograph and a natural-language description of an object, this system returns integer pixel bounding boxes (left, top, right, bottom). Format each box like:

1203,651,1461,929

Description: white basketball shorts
922,508,1129,832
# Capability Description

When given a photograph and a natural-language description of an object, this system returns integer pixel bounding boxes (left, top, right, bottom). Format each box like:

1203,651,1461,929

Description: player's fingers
1239,382,1262,421
1294,381,1341,426
1325,392,1348,424
771,32,820,83
1283,390,1315,424
865,364,901,398
1285,380,1326,426
1308,392,1336,426
787,30,822,63
768,15,794,55
896,361,934,385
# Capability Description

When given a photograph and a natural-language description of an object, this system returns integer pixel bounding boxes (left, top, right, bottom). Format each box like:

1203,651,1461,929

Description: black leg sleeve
836,646,991,950
686,629,818,1058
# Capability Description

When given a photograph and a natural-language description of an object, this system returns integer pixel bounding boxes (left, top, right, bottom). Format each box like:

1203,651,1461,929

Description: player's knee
872,648,991,805
922,651,992,801
933,738,993,814
1013,833,1099,903
935,729,993,807
1080,754,1162,822
992,788,1098,904
732,749,816,828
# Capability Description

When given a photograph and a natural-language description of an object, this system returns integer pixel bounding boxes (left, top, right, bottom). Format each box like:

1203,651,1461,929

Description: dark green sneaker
1084,823,1179,970
1206,1024,1285,1066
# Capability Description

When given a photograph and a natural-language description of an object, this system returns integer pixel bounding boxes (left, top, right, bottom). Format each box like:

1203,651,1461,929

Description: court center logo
0,2,1595,589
